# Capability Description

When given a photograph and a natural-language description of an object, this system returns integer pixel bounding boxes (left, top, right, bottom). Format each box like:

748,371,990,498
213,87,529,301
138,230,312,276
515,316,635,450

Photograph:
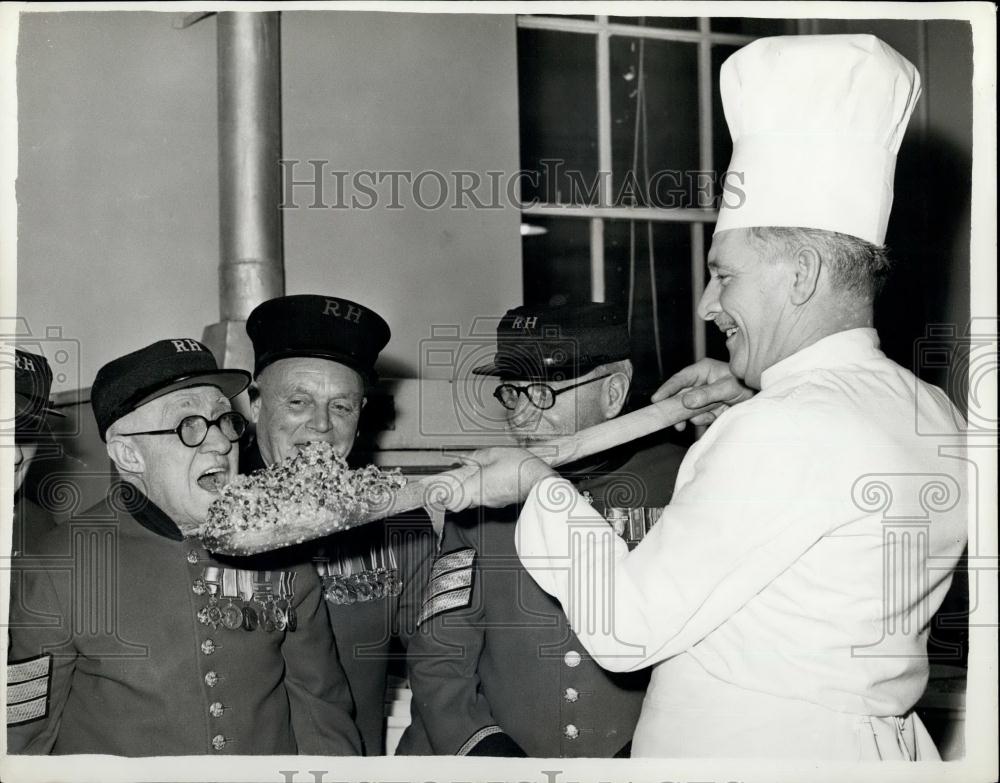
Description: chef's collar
760,328,883,391
239,434,268,474
113,481,185,541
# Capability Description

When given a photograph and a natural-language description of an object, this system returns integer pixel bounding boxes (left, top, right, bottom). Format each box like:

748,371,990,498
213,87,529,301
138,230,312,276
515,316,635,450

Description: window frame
516,14,811,362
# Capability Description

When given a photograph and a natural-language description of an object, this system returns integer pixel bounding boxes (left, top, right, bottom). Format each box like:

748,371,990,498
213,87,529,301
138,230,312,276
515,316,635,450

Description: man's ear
790,244,822,305
602,372,630,420
107,436,145,477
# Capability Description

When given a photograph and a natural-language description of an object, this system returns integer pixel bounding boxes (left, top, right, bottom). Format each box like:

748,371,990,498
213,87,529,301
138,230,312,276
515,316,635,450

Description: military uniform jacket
398,437,686,757
6,484,362,756
10,494,57,558
241,441,436,755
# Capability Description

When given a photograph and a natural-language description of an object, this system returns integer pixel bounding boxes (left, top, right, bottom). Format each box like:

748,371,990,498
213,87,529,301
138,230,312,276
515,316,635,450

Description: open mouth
719,321,739,342
196,466,229,493
298,439,349,458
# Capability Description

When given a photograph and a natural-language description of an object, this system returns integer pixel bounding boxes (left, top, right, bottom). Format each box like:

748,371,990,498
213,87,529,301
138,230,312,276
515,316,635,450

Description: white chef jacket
515,328,968,759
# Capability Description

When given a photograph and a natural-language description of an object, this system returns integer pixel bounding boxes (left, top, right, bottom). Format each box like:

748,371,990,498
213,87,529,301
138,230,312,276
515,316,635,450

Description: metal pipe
217,11,284,322
592,15,612,303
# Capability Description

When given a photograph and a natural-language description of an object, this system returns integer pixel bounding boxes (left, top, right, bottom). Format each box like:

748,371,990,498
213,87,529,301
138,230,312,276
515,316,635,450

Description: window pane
517,29,598,205
605,220,694,396
610,17,699,30
710,17,797,36
610,38,699,205
520,217,592,306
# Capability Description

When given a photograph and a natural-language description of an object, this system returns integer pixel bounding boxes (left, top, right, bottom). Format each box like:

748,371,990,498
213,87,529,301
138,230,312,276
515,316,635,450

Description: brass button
211,734,227,750
204,671,219,687
563,650,581,668
209,701,225,718
192,578,207,596
201,639,216,656
564,687,579,703
564,724,579,740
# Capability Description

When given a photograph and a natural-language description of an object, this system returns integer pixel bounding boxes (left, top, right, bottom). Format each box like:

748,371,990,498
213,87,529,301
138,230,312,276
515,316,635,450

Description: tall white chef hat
714,34,921,246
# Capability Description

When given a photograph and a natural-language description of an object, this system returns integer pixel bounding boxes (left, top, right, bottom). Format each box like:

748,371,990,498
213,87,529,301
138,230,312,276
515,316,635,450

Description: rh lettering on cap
171,339,205,353
512,316,538,330
15,355,36,372
323,299,363,324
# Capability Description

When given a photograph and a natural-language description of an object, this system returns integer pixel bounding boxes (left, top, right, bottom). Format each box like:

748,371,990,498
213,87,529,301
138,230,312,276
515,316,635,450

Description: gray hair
747,227,893,301
104,406,146,444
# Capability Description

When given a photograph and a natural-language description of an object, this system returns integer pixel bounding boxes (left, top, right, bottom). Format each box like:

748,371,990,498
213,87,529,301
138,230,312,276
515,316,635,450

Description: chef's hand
652,358,754,430
428,447,558,513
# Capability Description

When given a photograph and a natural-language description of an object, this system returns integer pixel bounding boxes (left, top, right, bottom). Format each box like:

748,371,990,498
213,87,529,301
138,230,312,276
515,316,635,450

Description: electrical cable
627,39,643,332
635,34,664,377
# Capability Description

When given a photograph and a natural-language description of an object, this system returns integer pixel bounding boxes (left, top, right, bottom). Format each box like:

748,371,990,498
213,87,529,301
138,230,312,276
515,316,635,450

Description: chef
439,35,968,760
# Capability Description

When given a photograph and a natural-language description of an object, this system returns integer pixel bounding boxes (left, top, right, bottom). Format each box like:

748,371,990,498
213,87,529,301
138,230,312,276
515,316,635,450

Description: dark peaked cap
91,339,251,442
473,302,631,381
246,295,391,383
13,348,65,434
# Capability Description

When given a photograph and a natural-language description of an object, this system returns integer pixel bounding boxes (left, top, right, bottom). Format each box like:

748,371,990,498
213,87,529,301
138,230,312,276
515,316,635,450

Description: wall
14,10,523,393
14,12,219,392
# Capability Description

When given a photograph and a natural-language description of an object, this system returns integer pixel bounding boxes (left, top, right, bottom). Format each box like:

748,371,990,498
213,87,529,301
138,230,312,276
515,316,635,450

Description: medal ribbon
278,571,295,602
203,566,222,596
221,569,238,598
236,570,254,601
257,570,271,590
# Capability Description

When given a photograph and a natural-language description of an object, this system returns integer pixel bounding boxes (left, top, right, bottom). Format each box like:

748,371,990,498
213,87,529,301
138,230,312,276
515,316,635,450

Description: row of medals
196,586,297,632
321,566,402,605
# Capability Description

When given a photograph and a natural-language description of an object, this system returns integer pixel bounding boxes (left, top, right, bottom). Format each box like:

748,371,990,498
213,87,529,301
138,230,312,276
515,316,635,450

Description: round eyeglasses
493,374,610,411
119,411,247,448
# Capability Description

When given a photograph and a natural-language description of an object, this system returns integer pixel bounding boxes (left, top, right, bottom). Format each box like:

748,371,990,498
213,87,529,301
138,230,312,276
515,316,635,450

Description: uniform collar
759,327,883,390
239,435,268,474
562,440,635,486
113,481,185,541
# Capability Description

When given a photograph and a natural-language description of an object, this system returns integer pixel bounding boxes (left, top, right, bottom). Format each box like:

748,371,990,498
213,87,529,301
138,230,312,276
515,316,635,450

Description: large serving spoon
202,395,698,555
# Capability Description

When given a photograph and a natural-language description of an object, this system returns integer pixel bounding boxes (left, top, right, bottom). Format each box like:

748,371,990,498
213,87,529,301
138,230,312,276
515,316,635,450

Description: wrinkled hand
425,447,557,513
652,358,754,430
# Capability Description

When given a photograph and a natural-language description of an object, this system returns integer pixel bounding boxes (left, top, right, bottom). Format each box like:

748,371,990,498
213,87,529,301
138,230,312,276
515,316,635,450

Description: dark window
520,217,592,306
517,28,597,205
609,38,699,203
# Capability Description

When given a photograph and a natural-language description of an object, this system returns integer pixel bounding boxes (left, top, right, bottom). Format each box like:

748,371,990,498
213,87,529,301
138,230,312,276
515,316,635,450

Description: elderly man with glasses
397,302,686,758
6,339,361,756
